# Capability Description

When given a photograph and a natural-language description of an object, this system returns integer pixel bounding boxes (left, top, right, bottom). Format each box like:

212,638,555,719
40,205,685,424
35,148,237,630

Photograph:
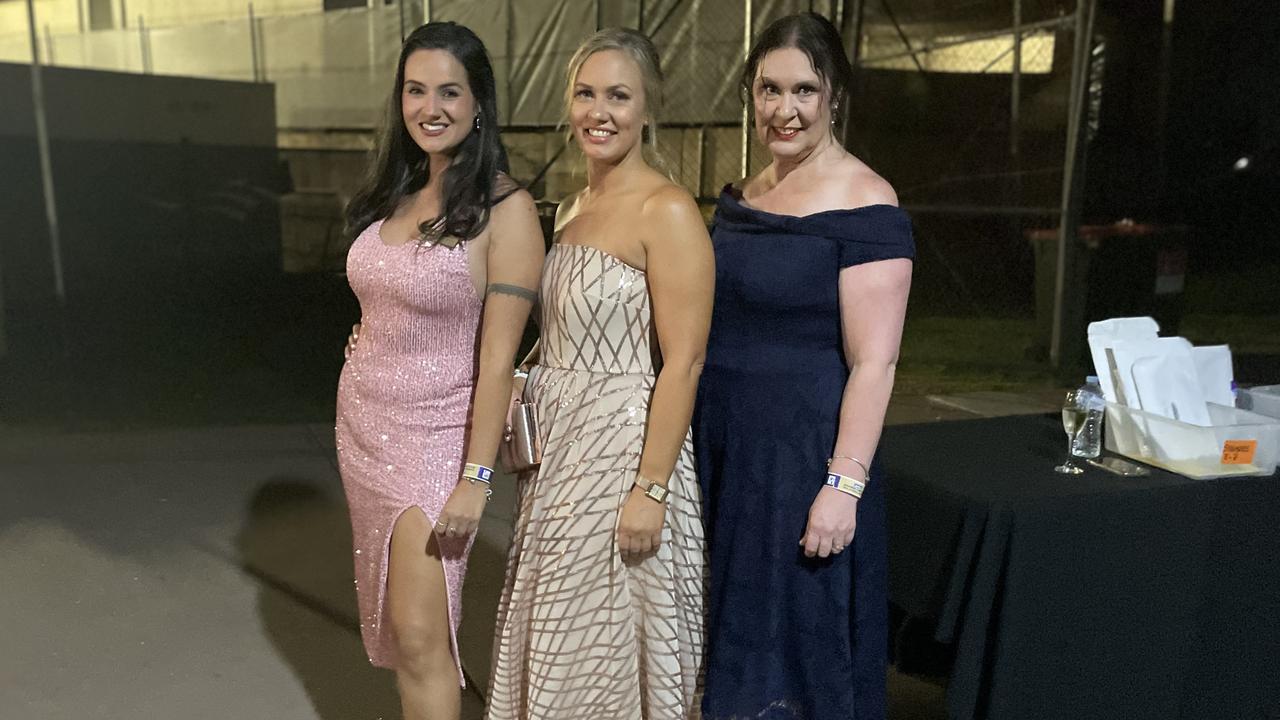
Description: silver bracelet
827,455,870,482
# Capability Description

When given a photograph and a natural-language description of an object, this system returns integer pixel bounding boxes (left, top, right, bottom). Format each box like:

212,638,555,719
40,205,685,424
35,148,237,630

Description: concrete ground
0,389,1059,719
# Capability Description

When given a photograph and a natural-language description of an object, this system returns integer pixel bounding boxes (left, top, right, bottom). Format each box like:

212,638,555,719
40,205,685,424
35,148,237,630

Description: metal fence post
1050,0,1098,369
841,0,865,63
0,242,6,357
248,3,261,82
505,0,515,121
26,0,66,304
366,1,377,83
740,0,753,179
139,15,151,73
1011,0,1022,157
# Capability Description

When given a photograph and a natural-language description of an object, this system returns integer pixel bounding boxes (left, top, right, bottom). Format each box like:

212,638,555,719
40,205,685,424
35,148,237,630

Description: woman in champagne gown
486,28,713,720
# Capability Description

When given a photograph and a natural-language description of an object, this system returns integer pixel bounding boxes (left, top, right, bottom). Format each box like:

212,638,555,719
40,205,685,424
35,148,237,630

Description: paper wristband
825,472,865,498
462,463,494,483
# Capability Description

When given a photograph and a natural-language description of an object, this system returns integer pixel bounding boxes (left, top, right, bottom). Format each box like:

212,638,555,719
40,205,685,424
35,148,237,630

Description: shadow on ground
236,478,400,720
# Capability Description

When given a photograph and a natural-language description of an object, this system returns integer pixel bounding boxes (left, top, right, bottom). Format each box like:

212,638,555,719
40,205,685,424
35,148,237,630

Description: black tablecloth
882,414,1280,720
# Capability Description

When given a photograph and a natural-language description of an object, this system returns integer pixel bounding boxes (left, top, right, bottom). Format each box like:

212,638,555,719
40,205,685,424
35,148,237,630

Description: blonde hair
563,27,663,157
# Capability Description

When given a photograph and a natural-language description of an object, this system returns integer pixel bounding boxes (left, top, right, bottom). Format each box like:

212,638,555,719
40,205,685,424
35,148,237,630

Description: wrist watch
632,476,669,504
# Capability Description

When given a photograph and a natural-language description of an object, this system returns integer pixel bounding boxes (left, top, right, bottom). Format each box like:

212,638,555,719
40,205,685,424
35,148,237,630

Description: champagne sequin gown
486,243,706,720
335,219,480,682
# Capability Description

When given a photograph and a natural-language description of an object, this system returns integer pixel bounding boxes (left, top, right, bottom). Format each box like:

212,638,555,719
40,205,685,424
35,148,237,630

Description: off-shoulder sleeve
837,207,916,268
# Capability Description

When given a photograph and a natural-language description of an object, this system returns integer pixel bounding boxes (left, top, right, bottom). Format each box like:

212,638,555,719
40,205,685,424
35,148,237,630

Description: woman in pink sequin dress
335,23,543,720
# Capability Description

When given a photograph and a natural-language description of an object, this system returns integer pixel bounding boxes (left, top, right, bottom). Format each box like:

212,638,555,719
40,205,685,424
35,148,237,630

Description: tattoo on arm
486,283,537,302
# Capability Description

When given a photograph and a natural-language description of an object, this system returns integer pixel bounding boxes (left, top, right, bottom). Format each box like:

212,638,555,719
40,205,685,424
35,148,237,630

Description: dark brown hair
741,13,853,126
345,22,513,243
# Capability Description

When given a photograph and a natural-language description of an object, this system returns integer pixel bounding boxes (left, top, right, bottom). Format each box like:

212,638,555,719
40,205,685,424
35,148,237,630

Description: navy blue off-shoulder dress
693,186,915,720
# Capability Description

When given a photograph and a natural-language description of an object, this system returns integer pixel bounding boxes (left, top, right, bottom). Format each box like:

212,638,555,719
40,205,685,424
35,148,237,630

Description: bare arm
437,188,544,537
616,186,713,557
829,258,913,479
830,179,911,482
799,257,911,557
467,189,545,467
800,176,912,558
636,187,715,487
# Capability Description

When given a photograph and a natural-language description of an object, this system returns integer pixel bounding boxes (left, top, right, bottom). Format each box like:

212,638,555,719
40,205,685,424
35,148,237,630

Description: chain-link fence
6,0,1096,321
2,0,850,204
845,0,1087,323
0,2,426,125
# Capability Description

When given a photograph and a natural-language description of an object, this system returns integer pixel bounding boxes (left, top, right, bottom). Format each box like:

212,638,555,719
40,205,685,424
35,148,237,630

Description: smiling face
570,49,647,164
401,48,477,156
752,47,834,161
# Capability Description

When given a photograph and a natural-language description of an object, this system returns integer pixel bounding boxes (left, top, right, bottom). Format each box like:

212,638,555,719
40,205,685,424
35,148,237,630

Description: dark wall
0,62,282,311
1084,0,1166,222
1162,1,1280,271
0,64,357,429
847,67,1066,317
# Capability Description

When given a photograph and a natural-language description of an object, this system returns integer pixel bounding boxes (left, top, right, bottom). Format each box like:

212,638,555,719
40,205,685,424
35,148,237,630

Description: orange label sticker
1221,440,1258,465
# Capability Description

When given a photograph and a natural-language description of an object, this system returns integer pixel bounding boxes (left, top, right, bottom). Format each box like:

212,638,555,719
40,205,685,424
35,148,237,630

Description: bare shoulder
487,187,542,251
638,183,710,265
492,171,522,196
833,157,899,208
489,186,537,225
640,182,702,227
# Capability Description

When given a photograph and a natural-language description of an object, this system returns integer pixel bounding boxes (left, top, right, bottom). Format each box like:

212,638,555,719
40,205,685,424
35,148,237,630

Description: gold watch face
644,483,668,503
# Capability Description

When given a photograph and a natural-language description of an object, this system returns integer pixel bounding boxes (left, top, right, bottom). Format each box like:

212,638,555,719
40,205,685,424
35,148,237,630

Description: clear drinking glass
1055,389,1087,475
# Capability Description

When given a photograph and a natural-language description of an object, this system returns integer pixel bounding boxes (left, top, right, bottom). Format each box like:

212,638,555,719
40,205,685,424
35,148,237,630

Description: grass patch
896,315,1058,395
896,310,1280,396
1179,313,1280,354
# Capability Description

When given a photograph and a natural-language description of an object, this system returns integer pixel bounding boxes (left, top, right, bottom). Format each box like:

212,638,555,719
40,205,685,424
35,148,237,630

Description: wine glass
1055,389,1086,475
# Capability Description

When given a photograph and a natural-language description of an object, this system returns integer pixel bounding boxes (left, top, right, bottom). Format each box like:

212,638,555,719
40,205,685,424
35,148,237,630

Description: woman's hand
435,480,489,539
616,486,666,559
344,322,361,359
800,486,858,558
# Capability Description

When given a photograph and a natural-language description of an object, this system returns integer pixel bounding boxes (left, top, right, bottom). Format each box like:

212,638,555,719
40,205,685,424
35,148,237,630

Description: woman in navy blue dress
694,13,914,720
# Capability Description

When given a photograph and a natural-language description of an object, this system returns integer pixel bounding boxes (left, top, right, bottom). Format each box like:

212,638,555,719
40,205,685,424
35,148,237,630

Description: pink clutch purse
500,398,542,473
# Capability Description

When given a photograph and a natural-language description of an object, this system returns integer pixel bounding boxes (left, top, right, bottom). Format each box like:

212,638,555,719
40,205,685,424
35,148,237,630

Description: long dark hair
741,13,854,132
345,22,512,243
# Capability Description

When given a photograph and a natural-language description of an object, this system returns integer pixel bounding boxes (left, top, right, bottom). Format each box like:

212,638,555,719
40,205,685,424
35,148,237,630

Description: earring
474,114,481,130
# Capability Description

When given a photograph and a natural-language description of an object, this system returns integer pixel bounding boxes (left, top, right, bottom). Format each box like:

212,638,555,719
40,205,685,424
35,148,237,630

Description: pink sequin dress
335,219,481,682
